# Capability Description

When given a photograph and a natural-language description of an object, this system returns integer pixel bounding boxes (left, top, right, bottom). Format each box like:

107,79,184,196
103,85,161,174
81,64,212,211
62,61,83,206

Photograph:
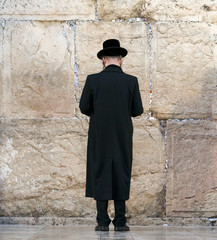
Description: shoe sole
95,227,109,231
114,228,130,231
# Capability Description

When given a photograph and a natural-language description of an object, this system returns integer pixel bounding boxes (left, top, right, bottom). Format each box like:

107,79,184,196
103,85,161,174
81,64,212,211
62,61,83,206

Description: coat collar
103,64,123,73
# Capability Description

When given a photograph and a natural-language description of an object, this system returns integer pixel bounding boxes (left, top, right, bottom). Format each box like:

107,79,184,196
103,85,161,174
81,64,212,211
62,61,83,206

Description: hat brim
97,47,128,59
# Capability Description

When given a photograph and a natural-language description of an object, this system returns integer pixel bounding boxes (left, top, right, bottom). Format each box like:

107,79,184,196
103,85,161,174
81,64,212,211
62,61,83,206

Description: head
97,39,127,68
102,55,123,69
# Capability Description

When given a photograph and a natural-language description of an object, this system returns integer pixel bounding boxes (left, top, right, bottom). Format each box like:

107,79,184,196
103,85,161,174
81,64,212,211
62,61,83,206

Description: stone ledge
0,0,96,21
0,217,213,226
97,0,217,23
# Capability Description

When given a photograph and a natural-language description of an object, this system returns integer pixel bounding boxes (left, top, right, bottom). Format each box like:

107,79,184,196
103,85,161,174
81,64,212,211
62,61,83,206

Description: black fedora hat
97,39,128,59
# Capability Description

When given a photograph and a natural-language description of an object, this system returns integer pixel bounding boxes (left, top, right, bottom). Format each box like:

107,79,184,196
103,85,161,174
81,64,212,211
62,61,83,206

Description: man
79,39,143,231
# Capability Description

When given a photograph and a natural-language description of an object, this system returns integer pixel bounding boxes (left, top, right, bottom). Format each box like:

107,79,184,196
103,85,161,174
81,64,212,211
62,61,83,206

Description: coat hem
85,195,129,201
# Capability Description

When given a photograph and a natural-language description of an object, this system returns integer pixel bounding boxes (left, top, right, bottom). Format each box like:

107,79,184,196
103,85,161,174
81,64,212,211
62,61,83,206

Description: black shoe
114,225,130,231
95,225,109,231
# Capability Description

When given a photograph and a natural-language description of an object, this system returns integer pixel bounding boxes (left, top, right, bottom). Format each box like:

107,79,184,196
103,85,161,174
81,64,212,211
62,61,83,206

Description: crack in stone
0,17,209,24
95,0,100,20
185,195,196,199
62,22,73,70
0,116,87,120
143,127,155,141
67,21,79,117
169,118,209,122
159,120,168,171
148,22,153,117
0,19,6,67
2,0,9,8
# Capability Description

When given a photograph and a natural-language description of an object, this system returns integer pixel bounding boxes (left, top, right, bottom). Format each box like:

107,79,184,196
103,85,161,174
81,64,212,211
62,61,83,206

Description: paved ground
0,224,216,240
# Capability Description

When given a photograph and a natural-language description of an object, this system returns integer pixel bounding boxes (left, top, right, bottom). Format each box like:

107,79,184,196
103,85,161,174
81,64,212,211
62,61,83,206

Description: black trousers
96,200,126,227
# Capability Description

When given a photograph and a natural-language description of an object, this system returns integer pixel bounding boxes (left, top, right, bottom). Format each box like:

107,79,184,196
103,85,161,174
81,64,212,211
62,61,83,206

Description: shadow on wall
0,123,20,224
165,67,217,120
191,67,217,119
165,67,217,218
0,181,6,218
0,125,8,220
172,66,217,119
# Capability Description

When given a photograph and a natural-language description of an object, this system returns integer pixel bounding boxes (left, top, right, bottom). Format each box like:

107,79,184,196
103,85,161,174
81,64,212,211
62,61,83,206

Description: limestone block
0,0,96,20
151,22,217,119
2,21,74,118
0,119,97,217
166,120,217,217
76,21,150,117
0,118,166,219
98,0,217,22
127,119,166,218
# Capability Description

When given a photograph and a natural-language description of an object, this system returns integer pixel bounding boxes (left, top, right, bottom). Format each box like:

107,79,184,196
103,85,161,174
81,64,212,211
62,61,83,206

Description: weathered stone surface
0,119,97,217
0,0,96,20
151,22,217,119
98,0,217,22
76,21,150,117
166,120,217,217
0,0,217,224
1,21,74,118
0,118,166,219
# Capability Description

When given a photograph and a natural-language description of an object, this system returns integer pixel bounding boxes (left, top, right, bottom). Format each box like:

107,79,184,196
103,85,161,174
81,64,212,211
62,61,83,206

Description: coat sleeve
79,76,93,116
131,78,144,117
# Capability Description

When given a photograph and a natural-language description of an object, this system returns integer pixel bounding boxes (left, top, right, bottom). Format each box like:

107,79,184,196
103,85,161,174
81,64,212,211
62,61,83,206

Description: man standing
79,39,143,231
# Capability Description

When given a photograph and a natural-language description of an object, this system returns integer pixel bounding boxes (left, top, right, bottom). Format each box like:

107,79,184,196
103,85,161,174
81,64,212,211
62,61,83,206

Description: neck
106,63,120,67
103,56,122,68
103,63,121,70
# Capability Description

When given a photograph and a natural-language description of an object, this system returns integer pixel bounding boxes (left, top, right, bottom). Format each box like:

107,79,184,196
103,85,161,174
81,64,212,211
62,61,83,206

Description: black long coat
79,64,143,200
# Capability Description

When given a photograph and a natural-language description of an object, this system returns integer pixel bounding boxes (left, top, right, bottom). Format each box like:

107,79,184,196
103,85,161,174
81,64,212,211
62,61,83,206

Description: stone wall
0,0,217,225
